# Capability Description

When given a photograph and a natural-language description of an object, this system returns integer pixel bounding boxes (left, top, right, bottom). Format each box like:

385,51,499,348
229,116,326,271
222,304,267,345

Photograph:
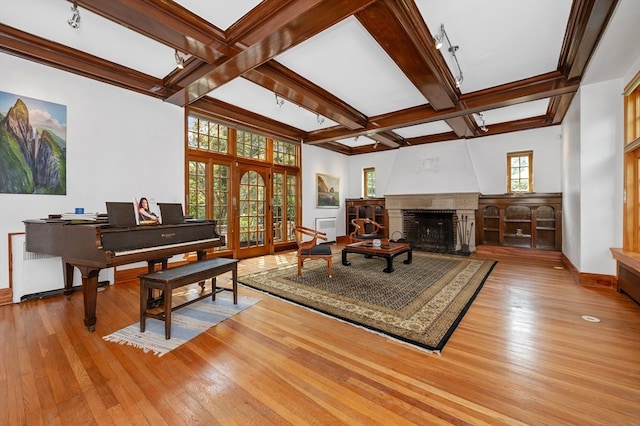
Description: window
187,160,230,250
364,167,376,198
185,113,301,251
507,151,533,192
236,129,266,160
187,115,228,153
273,139,298,166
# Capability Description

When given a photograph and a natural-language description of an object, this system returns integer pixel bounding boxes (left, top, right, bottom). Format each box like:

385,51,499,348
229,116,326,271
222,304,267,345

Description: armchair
349,218,385,243
294,226,333,278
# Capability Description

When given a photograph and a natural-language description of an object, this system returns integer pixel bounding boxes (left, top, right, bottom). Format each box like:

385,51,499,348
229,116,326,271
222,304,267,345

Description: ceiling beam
357,0,458,110
74,0,228,62
558,0,619,81
305,72,579,144
165,0,377,106
0,24,165,98
189,97,306,143
243,62,368,130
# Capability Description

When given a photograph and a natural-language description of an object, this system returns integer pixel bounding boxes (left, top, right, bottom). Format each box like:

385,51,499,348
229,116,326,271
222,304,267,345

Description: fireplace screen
402,210,457,253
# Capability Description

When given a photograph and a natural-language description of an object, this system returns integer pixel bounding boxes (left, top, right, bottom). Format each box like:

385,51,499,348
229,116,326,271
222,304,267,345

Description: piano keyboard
113,237,222,256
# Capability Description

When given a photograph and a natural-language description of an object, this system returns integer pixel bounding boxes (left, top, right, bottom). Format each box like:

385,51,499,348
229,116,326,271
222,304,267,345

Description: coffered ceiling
1,0,637,155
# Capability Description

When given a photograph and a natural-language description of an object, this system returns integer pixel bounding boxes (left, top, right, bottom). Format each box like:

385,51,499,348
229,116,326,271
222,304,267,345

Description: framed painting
316,173,340,208
0,91,67,194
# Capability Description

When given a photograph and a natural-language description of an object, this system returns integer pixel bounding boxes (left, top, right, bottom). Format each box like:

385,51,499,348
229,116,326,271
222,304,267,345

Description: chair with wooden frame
293,226,333,278
349,218,385,243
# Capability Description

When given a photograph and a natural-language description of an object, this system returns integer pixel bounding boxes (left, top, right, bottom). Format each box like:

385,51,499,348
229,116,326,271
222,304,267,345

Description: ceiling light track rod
434,23,463,88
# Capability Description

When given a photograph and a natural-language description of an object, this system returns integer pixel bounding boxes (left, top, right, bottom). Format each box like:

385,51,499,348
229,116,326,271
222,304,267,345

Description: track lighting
275,93,285,107
174,50,186,69
476,112,488,132
316,114,325,125
434,24,464,88
67,1,81,29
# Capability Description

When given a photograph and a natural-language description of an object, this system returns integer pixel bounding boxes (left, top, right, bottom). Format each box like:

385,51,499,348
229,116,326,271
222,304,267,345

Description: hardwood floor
1,247,639,425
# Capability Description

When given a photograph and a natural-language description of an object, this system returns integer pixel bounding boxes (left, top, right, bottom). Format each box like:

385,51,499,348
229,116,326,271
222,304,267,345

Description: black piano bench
139,258,239,339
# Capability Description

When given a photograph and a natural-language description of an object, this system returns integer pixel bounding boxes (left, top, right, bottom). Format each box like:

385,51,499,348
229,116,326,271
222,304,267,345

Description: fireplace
385,193,479,253
402,210,456,253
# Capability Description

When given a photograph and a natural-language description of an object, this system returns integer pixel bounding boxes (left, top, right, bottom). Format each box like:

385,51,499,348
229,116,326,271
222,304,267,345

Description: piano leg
77,266,100,332
63,261,75,300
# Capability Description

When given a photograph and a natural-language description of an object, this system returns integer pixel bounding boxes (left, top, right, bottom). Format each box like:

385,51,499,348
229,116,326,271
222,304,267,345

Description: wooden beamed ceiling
0,0,619,154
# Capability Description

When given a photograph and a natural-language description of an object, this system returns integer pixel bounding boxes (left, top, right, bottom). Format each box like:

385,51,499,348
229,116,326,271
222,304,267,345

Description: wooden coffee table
342,241,412,273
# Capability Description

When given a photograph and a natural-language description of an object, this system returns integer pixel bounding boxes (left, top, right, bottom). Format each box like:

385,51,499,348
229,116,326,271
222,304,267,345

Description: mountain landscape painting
0,91,67,194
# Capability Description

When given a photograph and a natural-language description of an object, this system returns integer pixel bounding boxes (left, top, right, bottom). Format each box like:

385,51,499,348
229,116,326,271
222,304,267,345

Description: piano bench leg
140,280,148,333
164,284,172,340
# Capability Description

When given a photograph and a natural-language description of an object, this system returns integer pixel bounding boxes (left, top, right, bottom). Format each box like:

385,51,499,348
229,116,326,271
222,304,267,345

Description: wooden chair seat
350,218,385,243
294,226,333,278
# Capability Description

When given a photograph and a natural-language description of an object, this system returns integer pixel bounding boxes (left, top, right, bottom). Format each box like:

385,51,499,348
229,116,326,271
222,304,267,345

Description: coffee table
341,241,412,273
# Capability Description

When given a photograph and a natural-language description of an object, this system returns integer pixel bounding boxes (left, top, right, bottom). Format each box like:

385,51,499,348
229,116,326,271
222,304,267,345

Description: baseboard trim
0,288,12,306
561,254,616,288
475,245,563,261
474,245,616,289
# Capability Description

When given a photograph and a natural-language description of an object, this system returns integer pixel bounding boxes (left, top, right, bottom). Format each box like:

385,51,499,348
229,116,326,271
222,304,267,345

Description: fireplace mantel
385,193,479,251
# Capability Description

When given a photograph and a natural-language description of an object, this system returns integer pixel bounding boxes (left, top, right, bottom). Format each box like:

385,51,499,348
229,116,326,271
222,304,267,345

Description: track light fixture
67,1,81,29
434,24,464,88
274,93,285,108
476,112,488,132
316,114,325,125
174,50,186,69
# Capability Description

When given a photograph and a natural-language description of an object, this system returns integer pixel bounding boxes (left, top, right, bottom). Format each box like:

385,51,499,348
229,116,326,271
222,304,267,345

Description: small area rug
239,251,496,353
102,292,260,356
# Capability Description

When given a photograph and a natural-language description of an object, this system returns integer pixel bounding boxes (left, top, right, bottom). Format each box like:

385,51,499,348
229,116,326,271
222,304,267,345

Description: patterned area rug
239,251,496,353
102,292,260,356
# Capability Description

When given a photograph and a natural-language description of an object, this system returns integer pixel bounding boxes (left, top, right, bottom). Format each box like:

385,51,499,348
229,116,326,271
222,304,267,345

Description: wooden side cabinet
345,198,387,238
476,193,562,250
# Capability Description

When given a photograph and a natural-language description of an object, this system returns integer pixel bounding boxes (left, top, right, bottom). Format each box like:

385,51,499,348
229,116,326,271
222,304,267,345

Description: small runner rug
102,292,260,356
239,252,496,353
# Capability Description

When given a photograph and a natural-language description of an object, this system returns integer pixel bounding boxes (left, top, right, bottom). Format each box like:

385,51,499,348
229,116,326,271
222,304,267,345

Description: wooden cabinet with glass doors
345,198,387,239
476,193,562,250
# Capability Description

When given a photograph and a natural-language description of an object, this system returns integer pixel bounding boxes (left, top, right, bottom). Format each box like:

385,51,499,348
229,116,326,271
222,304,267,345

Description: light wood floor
1,247,639,425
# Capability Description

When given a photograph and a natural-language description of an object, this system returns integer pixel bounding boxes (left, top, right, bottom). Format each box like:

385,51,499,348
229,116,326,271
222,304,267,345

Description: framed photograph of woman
316,173,340,208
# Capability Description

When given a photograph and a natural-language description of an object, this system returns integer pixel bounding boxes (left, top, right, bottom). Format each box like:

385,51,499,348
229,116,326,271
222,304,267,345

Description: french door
235,164,271,259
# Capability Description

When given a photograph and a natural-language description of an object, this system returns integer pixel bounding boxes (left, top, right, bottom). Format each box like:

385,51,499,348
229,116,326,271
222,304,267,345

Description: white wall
561,90,582,269
301,144,350,236
345,127,562,200
384,139,481,195
579,79,624,275
468,126,562,194
346,149,398,198
0,53,184,289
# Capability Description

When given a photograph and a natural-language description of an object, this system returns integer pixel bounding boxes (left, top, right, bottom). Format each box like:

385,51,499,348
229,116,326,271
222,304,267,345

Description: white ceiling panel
416,0,573,93
1,0,176,78
207,78,337,132
480,99,550,125
394,121,454,138
172,0,262,30
337,135,377,148
275,16,428,117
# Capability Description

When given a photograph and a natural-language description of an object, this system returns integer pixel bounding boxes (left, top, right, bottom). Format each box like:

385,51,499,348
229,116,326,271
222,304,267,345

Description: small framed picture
316,173,340,208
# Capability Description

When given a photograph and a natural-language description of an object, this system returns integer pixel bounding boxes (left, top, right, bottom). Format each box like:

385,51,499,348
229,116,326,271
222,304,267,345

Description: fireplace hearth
402,210,456,253
385,193,479,253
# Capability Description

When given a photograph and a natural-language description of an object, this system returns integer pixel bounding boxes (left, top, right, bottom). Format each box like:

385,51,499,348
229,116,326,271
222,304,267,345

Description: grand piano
23,219,224,331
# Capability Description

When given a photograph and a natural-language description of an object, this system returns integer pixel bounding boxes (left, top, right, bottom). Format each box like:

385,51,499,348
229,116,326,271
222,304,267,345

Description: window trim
507,150,533,193
363,167,375,198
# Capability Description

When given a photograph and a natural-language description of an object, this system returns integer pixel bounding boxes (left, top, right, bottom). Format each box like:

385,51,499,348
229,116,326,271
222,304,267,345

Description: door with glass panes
235,164,271,258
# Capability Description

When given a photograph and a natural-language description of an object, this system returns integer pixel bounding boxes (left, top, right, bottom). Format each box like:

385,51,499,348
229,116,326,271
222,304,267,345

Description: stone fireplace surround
385,193,479,252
